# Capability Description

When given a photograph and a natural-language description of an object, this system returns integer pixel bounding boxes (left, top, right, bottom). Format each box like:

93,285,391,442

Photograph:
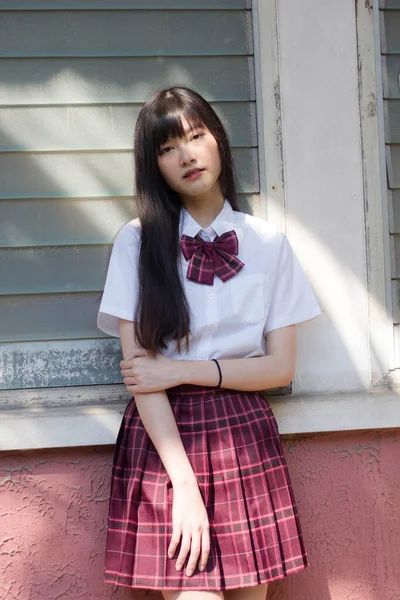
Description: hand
120,351,183,394
168,482,210,577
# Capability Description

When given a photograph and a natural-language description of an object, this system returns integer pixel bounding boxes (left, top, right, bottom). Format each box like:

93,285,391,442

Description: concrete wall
271,0,391,393
1,431,399,600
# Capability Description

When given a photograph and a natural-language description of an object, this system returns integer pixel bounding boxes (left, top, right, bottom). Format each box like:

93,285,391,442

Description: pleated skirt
104,385,309,591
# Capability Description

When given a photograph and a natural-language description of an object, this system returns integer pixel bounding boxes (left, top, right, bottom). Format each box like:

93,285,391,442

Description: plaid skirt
104,385,309,591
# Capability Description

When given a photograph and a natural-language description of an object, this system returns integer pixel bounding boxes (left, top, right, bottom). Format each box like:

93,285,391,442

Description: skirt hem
103,562,309,592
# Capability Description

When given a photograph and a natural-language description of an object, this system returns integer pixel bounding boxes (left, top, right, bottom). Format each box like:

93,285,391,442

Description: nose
179,144,196,167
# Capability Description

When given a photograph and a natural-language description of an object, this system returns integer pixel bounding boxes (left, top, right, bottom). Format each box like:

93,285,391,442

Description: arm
121,324,297,394
119,318,197,488
118,318,210,576
186,325,297,390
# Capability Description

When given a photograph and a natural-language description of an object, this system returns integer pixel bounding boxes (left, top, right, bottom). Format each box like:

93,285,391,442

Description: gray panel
0,338,122,389
391,189,400,232
0,292,103,342
382,10,400,54
381,2,400,8
392,279,400,323
0,56,254,105
0,151,134,198
0,147,258,198
0,197,135,246
0,245,110,294
394,234,400,277
0,193,256,247
0,10,249,57
387,145,400,188
385,100,400,142
0,1,249,9
234,147,259,194
383,56,400,99
0,102,257,151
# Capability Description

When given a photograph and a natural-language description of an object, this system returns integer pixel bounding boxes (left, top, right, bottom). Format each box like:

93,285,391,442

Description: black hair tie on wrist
212,358,222,388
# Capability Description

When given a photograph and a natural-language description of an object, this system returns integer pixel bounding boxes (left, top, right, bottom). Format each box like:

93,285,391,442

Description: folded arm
118,318,210,577
121,324,297,393
187,325,297,390
118,318,196,487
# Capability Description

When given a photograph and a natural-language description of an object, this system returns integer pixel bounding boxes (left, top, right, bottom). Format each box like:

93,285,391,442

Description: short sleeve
97,221,140,338
264,232,322,335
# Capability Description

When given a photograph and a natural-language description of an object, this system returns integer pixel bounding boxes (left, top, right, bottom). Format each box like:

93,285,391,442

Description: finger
175,533,191,572
185,532,201,576
199,528,210,571
119,351,146,368
121,366,134,377
168,525,182,559
123,376,137,386
120,359,134,369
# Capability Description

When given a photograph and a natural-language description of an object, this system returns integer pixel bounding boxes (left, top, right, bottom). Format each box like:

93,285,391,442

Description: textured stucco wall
1,430,399,600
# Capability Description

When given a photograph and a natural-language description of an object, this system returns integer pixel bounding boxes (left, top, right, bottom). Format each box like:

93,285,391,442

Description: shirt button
199,353,207,360
209,293,215,300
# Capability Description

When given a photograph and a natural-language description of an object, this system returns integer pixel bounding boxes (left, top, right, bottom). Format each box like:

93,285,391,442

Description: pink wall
1,430,399,600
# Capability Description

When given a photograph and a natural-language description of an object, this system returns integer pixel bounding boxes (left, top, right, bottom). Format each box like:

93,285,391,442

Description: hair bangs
152,107,206,151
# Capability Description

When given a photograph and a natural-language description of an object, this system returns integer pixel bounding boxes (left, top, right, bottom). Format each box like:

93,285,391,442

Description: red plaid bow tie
180,230,245,285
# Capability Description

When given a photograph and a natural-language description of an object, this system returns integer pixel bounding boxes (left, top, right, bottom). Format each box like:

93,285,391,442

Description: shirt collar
179,199,235,239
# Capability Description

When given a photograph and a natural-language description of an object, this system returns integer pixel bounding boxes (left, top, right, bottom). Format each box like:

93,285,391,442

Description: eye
191,132,204,141
159,145,173,156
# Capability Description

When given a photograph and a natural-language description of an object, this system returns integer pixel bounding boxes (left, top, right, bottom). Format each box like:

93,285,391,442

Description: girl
97,86,321,600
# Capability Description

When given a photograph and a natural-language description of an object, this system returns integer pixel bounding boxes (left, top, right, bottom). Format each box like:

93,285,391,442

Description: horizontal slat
392,280,400,322
0,292,103,342
0,147,259,198
0,197,135,246
383,55,400,98
0,102,257,151
384,100,400,142
381,10,400,54
393,234,400,277
0,338,122,389
387,144,400,188
0,246,109,294
0,56,254,105
391,189,400,231
0,10,250,57
0,0,249,9
381,2,400,8
0,194,257,247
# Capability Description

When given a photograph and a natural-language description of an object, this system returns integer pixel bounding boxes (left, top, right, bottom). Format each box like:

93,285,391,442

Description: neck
181,188,225,229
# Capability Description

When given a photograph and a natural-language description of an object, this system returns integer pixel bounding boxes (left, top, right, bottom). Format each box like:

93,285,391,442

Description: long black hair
134,86,240,354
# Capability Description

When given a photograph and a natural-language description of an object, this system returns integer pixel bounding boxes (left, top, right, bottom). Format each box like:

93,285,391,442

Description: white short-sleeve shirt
97,200,322,360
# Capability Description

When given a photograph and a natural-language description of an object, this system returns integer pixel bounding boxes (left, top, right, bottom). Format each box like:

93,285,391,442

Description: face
156,118,222,203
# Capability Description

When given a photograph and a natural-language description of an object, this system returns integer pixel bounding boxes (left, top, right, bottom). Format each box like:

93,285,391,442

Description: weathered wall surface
1,430,399,600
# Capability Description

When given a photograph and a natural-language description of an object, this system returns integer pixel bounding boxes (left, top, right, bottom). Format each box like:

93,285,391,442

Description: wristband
211,358,222,388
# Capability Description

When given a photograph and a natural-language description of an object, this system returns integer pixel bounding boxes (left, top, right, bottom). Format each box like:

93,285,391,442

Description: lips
183,168,204,179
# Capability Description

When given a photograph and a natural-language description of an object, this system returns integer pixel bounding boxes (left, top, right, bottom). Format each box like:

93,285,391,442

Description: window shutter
0,0,259,389
380,2,400,363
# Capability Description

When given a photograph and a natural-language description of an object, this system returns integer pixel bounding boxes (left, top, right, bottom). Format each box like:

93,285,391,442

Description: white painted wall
273,0,382,393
